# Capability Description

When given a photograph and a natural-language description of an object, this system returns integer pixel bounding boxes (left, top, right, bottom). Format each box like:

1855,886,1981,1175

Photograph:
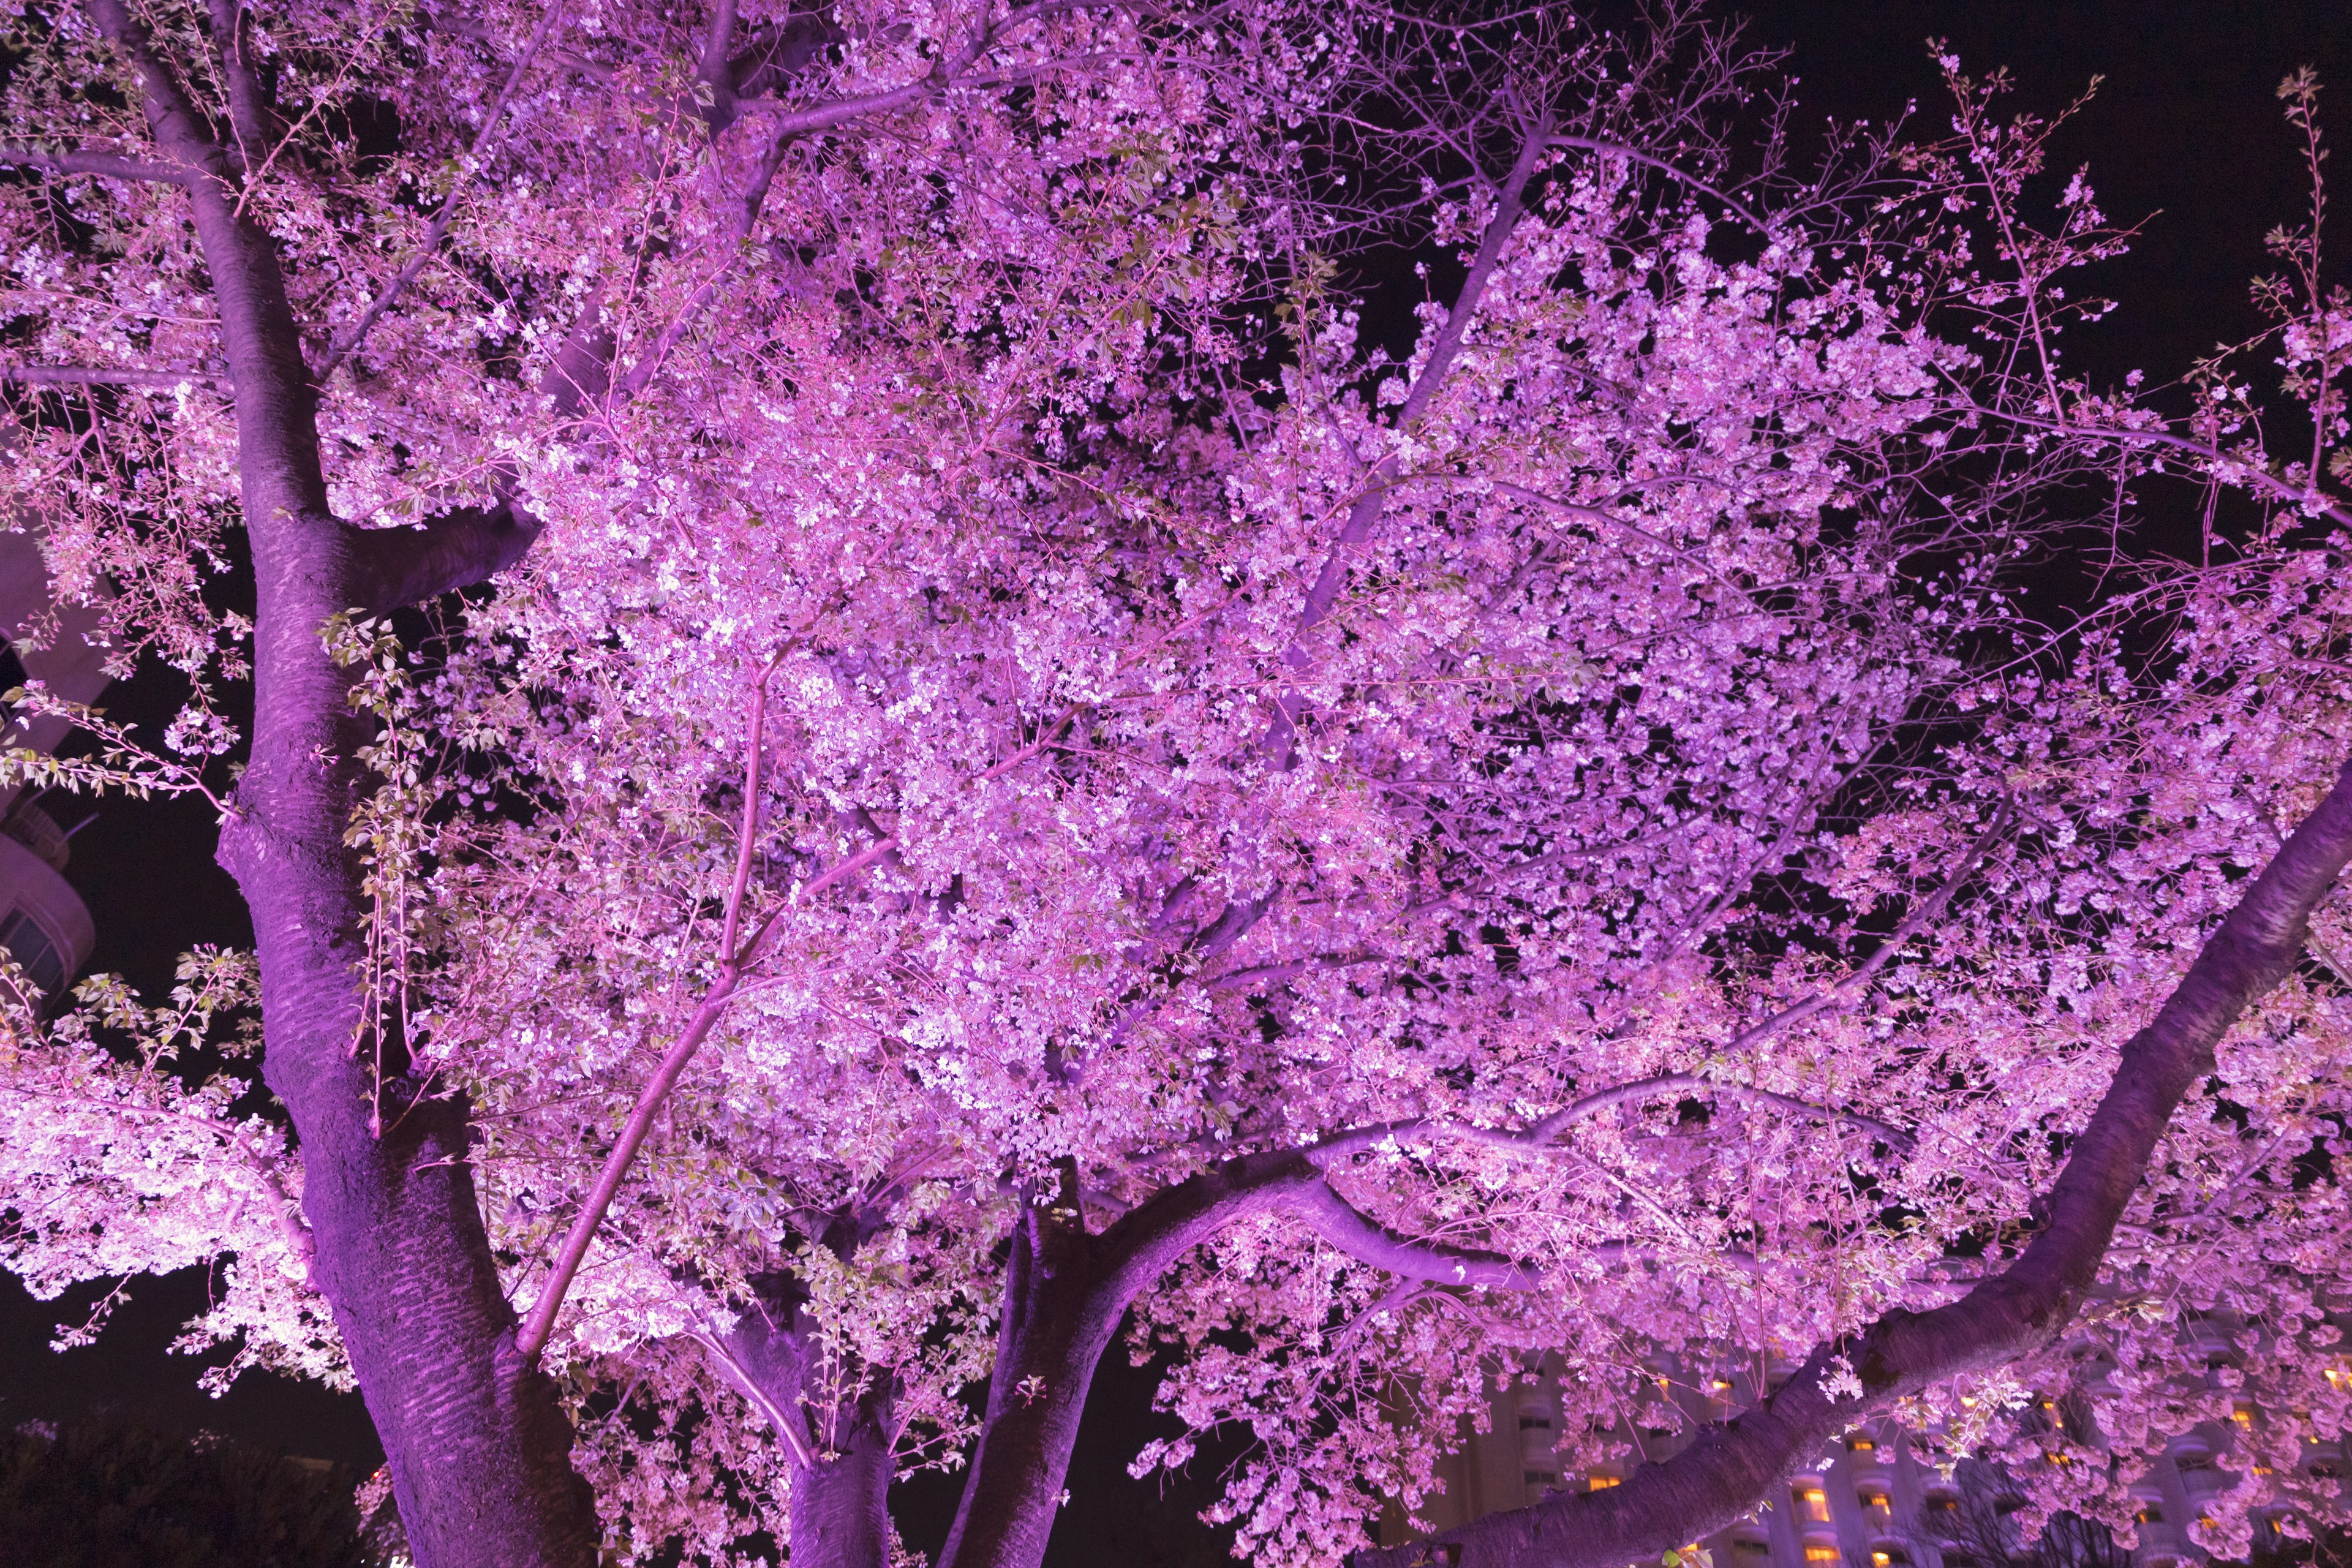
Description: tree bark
930,1142,1566,1568
701,1278,899,1568
1349,756,2352,1568
935,1155,1325,1568
84,2,602,1562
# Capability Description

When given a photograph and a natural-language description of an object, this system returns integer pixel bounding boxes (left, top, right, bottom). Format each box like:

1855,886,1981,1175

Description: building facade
0,521,107,1005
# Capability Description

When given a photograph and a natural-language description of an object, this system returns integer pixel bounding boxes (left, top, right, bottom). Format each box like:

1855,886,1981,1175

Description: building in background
0,522,107,1004
1381,1303,2348,1568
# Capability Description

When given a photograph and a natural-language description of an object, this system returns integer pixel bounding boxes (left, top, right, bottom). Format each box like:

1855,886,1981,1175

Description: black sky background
4,2,2348,1561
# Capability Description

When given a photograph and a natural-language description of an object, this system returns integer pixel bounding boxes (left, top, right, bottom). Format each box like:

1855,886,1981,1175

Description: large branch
344,503,543,613
0,140,192,183
1290,1178,1537,1289
338,284,611,606
1354,755,2352,1568
87,1,603,1558
1,363,227,389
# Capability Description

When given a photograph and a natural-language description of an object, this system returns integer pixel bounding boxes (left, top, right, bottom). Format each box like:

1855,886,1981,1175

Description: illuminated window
1795,1485,1832,1523
2233,1407,2255,1430
1849,1436,1876,1453
1804,1545,1841,1564
1858,1487,1891,1525
2136,1505,2164,1526
1589,1476,1621,1491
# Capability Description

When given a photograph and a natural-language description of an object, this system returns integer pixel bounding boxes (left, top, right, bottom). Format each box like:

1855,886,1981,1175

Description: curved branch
1303,1071,1914,1174
1352,755,2352,1568
1292,1178,1539,1290
1547,134,1765,232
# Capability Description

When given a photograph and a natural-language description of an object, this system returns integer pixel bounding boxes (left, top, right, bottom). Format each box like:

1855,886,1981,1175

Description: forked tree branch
1352,755,2352,1568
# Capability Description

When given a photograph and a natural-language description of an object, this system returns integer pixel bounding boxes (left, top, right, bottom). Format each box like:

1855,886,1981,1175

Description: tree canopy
1,4,2350,1567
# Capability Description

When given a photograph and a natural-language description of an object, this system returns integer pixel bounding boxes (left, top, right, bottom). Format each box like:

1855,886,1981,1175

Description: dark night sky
4,2,2348,1559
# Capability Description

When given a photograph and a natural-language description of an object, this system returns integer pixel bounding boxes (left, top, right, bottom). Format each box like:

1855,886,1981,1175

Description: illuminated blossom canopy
1,3,2349,1567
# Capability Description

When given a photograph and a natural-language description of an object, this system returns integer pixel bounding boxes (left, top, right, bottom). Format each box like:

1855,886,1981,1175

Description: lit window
1858,1488,1891,1525
1804,1545,1840,1564
1590,1476,1621,1491
2136,1506,2164,1526
1795,1485,1831,1523
2233,1407,2255,1429
1850,1436,1876,1453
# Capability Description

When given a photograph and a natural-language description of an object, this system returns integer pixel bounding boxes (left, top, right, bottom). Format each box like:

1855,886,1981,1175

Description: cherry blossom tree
3,5,2351,1568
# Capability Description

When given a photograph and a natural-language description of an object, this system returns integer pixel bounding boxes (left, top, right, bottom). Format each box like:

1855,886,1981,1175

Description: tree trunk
704,1280,899,1568
934,1213,1120,1568
86,2,603,1562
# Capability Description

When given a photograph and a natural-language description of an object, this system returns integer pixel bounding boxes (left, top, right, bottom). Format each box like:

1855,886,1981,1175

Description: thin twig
312,3,567,382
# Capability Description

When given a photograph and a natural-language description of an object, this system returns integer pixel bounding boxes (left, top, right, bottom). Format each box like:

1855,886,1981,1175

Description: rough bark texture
85,2,602,1562
702,1276,899,1568
1351,756,2352,1568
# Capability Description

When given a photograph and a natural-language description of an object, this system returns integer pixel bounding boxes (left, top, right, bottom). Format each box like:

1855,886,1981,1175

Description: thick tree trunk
703,1280,899,1568
935,1214,1120,1568
86,2,602,1562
